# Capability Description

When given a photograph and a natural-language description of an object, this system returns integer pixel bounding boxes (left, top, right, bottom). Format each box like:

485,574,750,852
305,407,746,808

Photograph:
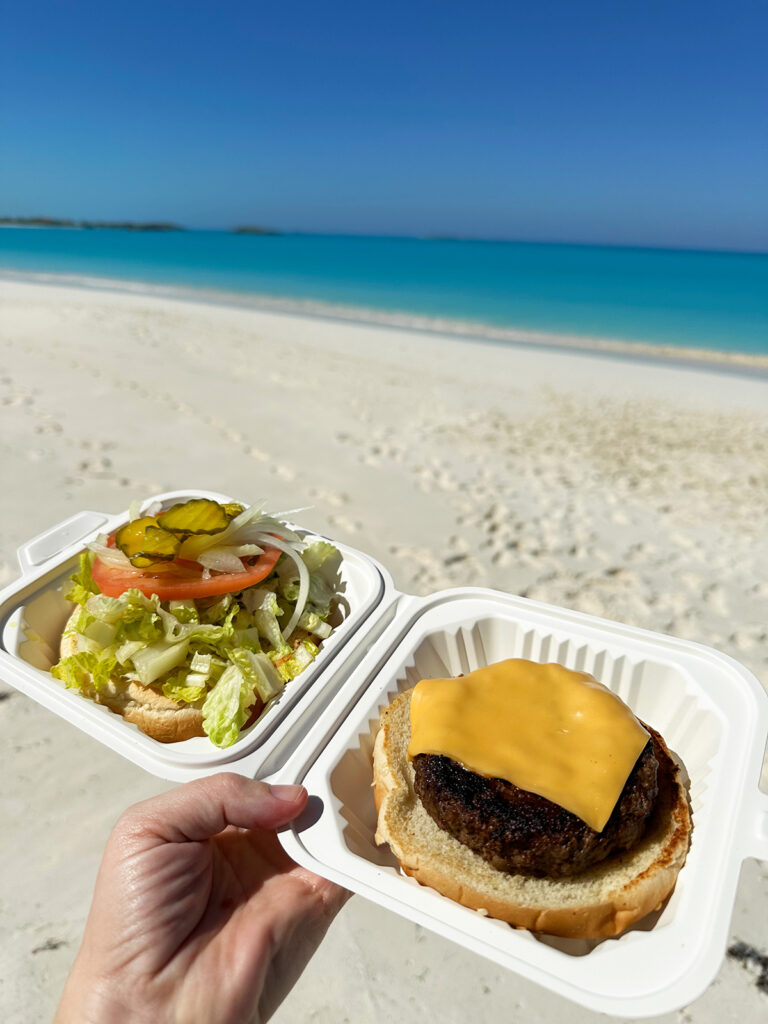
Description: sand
1,277,766,1022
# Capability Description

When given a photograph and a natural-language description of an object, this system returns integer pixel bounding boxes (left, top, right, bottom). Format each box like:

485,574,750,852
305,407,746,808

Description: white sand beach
1,278,767,1022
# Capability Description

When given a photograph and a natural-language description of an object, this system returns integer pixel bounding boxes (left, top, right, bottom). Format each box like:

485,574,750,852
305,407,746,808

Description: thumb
118,773,307,844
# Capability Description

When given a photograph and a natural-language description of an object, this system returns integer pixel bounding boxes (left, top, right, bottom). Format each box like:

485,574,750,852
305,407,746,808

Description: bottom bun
60,613,205,743
374,688,691,939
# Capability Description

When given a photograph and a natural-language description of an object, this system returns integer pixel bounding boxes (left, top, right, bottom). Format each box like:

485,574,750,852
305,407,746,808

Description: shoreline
2,267,766,377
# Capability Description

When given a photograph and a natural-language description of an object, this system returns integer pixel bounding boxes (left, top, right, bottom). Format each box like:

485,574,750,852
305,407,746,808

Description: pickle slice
115,517,181,567
222,503,245,520
157,498,232,536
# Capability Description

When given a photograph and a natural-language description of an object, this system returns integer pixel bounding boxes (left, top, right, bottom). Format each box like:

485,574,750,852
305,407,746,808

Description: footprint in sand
327,513,361,534
78,456,113,478
243,444,269,462
411,461,459,493
309,487,349,509
34,421,63,435
703,584,729,614
2,391,34,408
80,439,115,452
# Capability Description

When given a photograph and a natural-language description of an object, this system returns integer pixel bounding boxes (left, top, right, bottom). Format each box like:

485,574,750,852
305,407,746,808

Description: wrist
54,956,136,1024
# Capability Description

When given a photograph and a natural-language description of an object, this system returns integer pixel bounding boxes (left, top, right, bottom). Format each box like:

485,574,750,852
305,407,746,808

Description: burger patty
412,733,660,878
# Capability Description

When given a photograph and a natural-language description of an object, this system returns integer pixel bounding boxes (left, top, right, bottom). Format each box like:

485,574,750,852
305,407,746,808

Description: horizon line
1,216,766,257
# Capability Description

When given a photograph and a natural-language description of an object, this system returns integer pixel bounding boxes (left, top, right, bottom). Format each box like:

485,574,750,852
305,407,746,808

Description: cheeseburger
373,659,691,939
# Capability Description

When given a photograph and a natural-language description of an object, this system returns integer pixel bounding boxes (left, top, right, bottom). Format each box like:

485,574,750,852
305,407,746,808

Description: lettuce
85,594,127,624
297,609,333,639
116,639,145,665
82,618,117,648
279,575,335,622
90,646,120,689
65,552,99,607
162,671,207,704
130,640,189,686
113,591,164,644
233,627,262,653
243,588,290,656
51,651,96,690
51,646,120,691
301,541,340,575
167,619,237,647
168,599,199,624
200,593,233,625
271,638,319,682
63,603,94,639
201,663,258,747
229,648,284,703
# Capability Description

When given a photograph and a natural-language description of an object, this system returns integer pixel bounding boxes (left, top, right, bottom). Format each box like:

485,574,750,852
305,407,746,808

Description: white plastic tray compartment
280,588,768,1018
0,491,391,779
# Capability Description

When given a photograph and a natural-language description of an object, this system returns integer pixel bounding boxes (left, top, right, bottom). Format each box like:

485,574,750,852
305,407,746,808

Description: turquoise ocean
1,228,767,356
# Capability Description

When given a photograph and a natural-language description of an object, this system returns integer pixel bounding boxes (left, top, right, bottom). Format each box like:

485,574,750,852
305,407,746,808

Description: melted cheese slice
408,659,649,832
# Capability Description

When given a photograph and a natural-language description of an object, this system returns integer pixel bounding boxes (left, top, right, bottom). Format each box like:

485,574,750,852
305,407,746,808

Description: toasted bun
60,611,205,743
374,687,691,939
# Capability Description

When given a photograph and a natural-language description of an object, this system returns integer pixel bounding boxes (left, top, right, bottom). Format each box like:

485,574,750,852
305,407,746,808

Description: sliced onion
197,548,247,573
88,540,134,569
230,543,264,557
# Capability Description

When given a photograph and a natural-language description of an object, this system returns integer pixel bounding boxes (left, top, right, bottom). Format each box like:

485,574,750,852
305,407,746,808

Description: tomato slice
91,546,282,600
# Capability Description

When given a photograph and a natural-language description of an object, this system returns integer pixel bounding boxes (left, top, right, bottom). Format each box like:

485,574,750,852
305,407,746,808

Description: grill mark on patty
413,734,660,878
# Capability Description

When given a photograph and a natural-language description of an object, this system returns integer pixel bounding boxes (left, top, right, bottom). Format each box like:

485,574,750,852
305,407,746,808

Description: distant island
0,216,183,232
231,225,281,235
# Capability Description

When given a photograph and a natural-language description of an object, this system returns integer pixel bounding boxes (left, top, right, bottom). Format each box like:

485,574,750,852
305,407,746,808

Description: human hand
55,774,349,1024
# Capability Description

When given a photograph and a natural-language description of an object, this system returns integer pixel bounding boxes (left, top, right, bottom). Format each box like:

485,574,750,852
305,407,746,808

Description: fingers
119,774,308,844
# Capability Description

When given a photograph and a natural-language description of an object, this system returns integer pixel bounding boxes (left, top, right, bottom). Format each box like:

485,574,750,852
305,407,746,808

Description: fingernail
268,783,305,802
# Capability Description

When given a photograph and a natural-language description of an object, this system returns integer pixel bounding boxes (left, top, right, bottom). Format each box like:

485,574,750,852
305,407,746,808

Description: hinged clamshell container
1,491,766,1018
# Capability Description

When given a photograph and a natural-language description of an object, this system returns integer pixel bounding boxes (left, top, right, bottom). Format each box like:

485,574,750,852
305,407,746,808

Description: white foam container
1,493,766,1017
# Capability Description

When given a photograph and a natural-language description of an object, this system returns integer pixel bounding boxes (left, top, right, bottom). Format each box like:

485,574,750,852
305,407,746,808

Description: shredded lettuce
82,618,117,648
297,609,333,639
168,599,199,624
65,552,99,607
84,593,126,624
253,609,290,657
229,648,284,703
162,672,208,704
201,663,258,747
130,640,189,686
200,593,233,625
301,541,340,575
51,651,96,690
271,638,319,682
277,542,337,620
112,591,164,644
52,646,120,691
116,639,145,665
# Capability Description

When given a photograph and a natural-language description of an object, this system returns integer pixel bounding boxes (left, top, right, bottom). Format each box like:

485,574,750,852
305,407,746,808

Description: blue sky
2,0,766,249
